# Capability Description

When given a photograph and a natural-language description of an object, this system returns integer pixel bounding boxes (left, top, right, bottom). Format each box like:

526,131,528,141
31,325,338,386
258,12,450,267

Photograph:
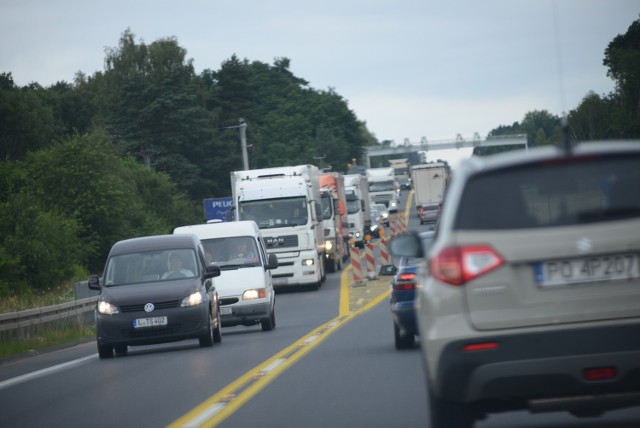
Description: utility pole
239,118,249,170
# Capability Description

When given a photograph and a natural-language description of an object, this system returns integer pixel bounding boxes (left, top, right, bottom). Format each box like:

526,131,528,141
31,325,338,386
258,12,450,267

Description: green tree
0,73,56,160
568,91,613,141
603,17,640,137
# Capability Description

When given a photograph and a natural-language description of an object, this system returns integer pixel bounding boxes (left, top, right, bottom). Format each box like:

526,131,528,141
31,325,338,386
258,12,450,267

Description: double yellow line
169,267,388,428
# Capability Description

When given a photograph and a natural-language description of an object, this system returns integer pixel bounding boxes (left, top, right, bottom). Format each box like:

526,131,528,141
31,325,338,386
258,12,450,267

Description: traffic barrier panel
351,246,366,286
365,243,378,280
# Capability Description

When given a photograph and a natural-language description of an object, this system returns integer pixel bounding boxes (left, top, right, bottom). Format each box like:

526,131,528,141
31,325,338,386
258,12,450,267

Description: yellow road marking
169,267,387,428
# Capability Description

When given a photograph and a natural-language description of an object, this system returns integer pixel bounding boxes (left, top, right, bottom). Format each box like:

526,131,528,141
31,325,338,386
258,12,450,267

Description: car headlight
98,300,120,315
355,231,361,239
325,240,333,251
390,201,398,208
181,291,204,307
370,224,379,231
243,289,267,300
302,258,315,266
382,212,389,219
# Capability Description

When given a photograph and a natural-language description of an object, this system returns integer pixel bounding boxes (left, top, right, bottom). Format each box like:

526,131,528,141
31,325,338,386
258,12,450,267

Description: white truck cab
173,220,278,331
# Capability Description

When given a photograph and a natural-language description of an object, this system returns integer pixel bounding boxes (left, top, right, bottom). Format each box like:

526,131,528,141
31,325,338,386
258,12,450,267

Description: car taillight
394,272,417,290
430,245,504,286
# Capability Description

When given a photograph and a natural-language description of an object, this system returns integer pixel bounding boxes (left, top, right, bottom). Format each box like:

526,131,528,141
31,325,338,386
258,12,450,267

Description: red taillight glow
398,272,416,281
583,367,616,381
430,245,504,286
395,282,416,291
463,342,499,352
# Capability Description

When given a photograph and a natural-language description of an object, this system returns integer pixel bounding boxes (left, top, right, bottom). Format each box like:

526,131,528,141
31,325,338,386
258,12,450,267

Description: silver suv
390,141,640,427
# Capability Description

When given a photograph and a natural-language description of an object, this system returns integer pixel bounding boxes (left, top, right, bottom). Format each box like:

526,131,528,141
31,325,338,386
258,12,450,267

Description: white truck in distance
344,174,371,248
411,163,448,226
230,165,326,290
366,167,399,212
389,158,411,190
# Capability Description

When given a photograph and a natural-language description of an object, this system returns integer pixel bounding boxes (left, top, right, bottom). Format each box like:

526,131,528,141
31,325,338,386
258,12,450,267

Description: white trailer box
411,163,448,225
230,165,325,290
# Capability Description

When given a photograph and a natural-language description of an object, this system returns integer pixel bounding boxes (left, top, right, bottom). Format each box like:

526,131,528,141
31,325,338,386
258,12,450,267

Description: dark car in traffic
390,231,435,350
88,234,222,358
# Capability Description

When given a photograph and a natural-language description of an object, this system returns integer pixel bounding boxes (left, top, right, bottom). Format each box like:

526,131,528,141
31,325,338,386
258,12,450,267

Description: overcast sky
1,0,637,168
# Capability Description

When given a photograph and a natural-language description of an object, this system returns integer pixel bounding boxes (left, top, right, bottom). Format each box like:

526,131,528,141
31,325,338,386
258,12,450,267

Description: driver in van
161,253,194,279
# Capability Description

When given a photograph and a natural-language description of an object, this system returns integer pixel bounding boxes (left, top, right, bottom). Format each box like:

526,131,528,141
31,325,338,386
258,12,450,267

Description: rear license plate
534,254,639,287
133,316,168,328
220,306,232,315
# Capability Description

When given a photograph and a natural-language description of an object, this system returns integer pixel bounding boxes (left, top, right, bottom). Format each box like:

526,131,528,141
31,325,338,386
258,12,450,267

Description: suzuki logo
144,303,155,313
576,237,592,254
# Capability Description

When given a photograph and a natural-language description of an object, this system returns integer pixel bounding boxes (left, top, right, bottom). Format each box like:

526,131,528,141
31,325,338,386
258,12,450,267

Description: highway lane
2,190,640,427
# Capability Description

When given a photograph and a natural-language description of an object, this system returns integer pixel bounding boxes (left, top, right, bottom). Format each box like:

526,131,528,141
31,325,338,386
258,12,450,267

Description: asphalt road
1,191,639,427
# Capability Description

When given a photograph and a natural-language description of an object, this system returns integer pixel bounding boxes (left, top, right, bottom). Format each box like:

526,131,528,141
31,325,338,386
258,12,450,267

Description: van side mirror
88,274,101,290
204,264,221,279
266,253,278,270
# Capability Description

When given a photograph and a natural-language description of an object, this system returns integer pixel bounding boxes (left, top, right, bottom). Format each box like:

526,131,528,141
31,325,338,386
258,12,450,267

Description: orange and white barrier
351,246,366,286
365,243,378,279
379,237,390,265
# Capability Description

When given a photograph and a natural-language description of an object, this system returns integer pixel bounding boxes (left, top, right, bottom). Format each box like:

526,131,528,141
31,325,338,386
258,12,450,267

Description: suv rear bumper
430,321,640,411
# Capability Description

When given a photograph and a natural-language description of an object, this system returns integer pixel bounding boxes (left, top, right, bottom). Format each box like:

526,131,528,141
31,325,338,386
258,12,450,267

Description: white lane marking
182,403,227,428
0,354,97,391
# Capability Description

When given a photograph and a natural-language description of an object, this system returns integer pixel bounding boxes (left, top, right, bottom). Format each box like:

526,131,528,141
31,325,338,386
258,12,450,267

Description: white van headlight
98,300,120,315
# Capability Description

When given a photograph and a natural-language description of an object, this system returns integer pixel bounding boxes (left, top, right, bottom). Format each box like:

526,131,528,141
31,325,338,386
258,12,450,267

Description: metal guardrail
0,296,98,333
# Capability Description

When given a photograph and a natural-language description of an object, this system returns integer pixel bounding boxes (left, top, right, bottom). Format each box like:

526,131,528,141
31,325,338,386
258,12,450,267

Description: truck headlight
325,240,333,251
302,258,315,266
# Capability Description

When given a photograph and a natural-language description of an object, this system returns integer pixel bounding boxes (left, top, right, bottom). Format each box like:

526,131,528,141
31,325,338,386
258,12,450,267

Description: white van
173,221,278,331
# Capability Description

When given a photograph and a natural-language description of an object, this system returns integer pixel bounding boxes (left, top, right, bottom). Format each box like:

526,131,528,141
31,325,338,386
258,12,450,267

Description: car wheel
261,308,275,331
98,343,113,359
428,389,475,428
394,323,415,350
213,310,222,343
199,312,214,347
114,344,128,356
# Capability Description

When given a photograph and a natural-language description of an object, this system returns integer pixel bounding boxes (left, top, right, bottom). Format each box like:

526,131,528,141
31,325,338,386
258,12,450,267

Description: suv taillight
430,245,504,286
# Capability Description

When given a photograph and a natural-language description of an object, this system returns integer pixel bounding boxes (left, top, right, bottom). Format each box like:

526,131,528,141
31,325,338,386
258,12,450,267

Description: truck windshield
369,180,394,192
239,197,308,229
320,193,333,220
346,198,360,214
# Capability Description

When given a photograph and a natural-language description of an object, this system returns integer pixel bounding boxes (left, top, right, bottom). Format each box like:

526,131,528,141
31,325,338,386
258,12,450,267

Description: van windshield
202,236,261,269
104,249,198,286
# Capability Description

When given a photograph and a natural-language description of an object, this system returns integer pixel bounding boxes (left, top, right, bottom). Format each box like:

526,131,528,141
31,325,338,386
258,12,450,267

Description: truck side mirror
314,202,322,222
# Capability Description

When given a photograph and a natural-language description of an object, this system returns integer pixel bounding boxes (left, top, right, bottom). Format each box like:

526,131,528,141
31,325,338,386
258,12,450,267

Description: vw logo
576,237,592,254
144,303,155,313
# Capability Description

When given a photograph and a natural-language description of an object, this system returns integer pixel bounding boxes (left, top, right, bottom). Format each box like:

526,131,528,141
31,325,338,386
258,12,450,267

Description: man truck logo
265,237,286,247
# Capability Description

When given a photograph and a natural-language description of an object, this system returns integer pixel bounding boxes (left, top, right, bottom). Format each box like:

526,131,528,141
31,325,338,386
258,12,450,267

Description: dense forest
0,18,638,296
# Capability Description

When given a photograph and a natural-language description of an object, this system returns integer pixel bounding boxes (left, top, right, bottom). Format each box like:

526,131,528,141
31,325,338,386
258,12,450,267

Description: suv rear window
455,153,640,230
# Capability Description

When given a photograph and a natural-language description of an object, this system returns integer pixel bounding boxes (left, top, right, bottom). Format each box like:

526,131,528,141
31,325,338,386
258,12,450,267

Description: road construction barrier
379,237,390,265
351,246,366,286
365,243,378,279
